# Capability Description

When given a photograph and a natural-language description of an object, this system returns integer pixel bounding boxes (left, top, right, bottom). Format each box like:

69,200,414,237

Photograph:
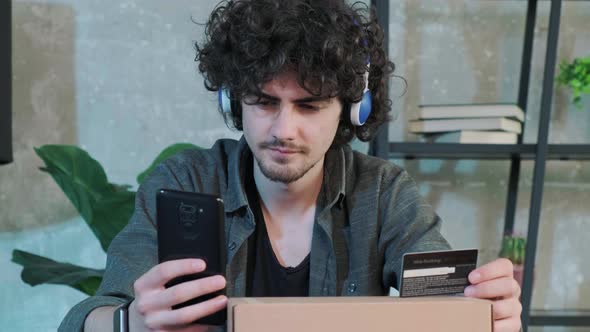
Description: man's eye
257,100,277,107
299,104,319,111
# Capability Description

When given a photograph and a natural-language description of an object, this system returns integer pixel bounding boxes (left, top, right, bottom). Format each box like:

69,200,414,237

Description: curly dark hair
195,0,395,146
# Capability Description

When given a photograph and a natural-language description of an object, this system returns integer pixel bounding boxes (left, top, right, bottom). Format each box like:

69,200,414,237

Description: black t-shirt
244,163,310,297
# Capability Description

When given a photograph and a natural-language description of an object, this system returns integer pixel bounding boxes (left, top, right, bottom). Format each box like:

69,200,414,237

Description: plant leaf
571,79,582,88
12,249,104,296
557,55,590,109
34,145,135,251
137,143,203,184
93,191,136,246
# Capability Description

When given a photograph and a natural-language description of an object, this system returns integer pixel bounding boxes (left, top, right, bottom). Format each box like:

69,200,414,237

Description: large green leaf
136,143,202,184
14,143,204,294
12,249,104,296
34,145,135,252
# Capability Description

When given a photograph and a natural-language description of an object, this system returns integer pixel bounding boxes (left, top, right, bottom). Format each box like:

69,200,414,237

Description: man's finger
146,295,228,328
464,276,519,299
492,298,522,321
156,275,226,309
469,258,513,284
135,259,206,291
494,316,522,332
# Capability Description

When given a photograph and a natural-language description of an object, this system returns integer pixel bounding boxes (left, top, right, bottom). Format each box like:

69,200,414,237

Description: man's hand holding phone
155,189,227,327
129,258,227,332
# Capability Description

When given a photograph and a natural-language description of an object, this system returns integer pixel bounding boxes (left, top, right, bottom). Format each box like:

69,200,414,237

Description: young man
61,1,522,331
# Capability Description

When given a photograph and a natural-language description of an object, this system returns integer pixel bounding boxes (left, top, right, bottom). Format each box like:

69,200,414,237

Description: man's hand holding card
400,249,522,332
466,258,522,332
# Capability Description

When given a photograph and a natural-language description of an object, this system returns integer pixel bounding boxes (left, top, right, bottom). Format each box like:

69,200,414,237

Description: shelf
529,310,590,326
372,1,590,330
388,143,590,161
548,144,590,160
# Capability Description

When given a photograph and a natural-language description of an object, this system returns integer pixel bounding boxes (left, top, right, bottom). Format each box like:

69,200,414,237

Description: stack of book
408,104,525,144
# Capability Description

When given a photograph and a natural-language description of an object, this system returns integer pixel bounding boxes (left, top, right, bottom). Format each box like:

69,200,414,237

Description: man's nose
269,104,298,141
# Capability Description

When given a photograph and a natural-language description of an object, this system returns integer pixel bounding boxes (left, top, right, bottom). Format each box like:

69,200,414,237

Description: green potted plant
499,234,526,289
556,55,590,110
11,142,201,295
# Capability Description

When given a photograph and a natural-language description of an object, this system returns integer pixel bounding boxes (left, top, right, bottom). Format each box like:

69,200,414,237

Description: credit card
399,249,478,298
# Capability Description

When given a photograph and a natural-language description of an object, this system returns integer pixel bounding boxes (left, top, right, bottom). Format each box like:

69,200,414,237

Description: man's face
241,71,342,184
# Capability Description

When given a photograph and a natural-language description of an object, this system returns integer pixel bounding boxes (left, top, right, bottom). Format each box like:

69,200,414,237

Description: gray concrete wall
1,0,588,330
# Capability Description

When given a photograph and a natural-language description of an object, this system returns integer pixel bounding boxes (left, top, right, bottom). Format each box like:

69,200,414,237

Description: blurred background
1,0,589,330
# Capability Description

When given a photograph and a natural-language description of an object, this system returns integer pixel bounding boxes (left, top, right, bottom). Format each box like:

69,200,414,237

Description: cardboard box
228,296,492,332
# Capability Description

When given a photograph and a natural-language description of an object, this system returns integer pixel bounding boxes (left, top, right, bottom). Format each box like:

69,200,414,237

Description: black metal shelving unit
370,0,590,330
0,0,12,165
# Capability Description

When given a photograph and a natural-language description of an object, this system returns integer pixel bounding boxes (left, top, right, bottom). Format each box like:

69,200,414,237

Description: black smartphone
156,188,226,326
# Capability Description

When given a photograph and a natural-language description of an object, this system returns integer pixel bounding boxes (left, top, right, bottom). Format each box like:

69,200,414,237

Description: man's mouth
268,147,298,154
260,139,307,156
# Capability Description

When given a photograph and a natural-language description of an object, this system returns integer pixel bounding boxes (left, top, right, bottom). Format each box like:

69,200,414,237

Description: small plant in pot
499,234,526,289
556,55,590,110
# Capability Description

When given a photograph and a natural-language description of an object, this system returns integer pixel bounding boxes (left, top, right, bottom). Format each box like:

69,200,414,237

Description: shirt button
228,242,237,251
348,282,357,293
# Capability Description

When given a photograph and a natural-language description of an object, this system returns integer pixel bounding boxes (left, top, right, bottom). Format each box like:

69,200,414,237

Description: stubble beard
254,153,320,184
254,137,322,183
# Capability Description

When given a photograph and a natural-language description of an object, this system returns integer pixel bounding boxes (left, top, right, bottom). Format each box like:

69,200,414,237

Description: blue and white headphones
217,65,372,126
218,24,372,126
349,64,372,126
218,88,233,116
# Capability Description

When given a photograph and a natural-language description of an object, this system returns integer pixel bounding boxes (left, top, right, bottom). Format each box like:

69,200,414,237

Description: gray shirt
59,137,450,331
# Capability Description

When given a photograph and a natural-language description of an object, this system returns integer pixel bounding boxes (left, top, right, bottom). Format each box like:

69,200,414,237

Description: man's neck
253,157,324,224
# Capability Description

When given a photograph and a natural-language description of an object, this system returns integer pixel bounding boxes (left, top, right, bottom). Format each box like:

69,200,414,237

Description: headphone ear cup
218,88,232,114
358,90,372,124
349,91,372,126
349,101,361,126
